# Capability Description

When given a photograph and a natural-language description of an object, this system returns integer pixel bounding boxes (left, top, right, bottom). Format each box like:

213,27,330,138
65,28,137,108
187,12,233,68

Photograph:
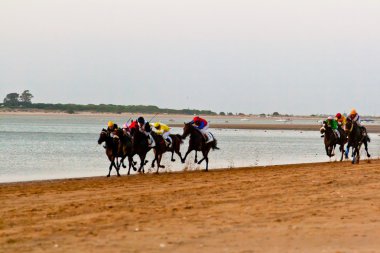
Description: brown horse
113,129,136,175
320,120,347,161
130,128,151,173
345,119,371,164
181,122,219,171
150,133,183,173
97,129,122,177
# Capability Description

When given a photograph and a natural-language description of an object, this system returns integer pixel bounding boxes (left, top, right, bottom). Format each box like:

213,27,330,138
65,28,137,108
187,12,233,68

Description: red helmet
193,116,200,122
336,113,342,119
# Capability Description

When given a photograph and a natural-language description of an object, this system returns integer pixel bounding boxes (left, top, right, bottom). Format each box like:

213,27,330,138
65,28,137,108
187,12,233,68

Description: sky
1,0,379,115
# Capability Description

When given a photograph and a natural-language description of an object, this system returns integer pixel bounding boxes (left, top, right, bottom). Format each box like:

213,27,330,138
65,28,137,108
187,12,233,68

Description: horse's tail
176,134,183,144
212,138,220,150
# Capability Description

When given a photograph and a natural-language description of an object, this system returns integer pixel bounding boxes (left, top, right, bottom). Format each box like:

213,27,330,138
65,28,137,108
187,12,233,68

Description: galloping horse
181,122,219,171
150,132,183,173
345,119,371,164
130,128,151,173
320,120,347,161
97,129,123,177
113,129,136,175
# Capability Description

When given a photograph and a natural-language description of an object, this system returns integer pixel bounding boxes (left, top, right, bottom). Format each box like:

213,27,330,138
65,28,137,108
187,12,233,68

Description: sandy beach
1,160,380,252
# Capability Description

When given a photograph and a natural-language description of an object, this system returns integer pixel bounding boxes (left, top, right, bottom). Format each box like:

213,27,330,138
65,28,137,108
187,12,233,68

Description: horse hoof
368,154,371,158
181,160,185,164
122,165,126,168
197,161,202,165
159,165,165,168
107,175,110,177
171,159,176,162
194,160,198,163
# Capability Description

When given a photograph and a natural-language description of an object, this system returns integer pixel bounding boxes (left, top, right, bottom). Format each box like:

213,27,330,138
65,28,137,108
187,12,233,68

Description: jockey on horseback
189,116,214,143
326,116,340,139
107,121,119,137
335,113,346,130
151,122,172,147
137,117,155,147
347,109,367,136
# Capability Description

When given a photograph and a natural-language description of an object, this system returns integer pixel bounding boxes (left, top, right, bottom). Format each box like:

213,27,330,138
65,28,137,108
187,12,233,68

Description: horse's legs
181,148,194,163
138,153,147,173
194,151,198,163
158,154,165,169
127,156,134,175
364,141,371,158
107,157,115,177
345,144,350,159
339,144,344,162
199,148,211,171
171,150,175,162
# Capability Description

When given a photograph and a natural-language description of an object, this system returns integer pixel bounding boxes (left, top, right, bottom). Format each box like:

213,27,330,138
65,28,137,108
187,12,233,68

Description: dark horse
98,129,134,177
150,133,183,173
130,128,151,173
345,119,371,164
320,121,347,161
181,122,219,171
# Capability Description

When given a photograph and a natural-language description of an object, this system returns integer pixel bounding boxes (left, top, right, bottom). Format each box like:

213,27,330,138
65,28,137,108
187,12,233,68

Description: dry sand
1,160,380,252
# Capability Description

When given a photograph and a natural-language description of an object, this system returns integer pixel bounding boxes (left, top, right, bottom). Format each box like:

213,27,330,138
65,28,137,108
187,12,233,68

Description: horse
97,129,123,177
150,132,183,173
181,122,219,171
345,119,371,164
319,121,347,161
130,128,151,173
113,129,136,175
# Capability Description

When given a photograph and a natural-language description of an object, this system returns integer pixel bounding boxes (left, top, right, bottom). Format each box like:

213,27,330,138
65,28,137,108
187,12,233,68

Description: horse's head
98,128,108,144
320,120,327,135
182,122,194,139
345,119,354,134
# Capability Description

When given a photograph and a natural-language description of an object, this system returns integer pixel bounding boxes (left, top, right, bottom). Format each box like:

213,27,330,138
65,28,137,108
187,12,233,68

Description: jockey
137,116,155,147
122,122,130,136
335,113,346,129
107,121,118,137
189,116,214,143
151,122,172,147
347,108,367,136
326,116,340,139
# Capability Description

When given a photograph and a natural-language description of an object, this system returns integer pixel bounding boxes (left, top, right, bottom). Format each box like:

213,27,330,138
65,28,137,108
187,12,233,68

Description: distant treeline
0,102,217,115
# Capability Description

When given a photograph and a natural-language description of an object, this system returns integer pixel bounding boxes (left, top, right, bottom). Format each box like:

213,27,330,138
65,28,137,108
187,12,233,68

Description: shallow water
1,115,379,182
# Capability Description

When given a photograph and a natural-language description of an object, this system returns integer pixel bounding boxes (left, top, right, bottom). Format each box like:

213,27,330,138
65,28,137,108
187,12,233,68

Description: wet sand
1,160,380,252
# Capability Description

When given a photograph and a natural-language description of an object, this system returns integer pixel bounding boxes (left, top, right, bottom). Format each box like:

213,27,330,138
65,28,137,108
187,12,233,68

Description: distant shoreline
2,109,380,132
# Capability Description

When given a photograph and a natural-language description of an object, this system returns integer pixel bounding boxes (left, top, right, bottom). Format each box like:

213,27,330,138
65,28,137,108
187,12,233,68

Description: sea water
1,114,379,183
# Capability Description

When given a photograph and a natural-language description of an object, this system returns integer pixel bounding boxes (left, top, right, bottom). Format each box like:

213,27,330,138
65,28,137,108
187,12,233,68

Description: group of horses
320,119,371,164
97,122,219,177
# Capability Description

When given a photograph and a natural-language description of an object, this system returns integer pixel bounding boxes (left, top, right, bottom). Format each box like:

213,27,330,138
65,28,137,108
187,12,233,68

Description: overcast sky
1,0,379,115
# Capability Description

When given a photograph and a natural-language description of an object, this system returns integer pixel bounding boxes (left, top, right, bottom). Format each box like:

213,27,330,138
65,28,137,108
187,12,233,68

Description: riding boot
206,132,214,143
148,134,156,148
166,138,172,148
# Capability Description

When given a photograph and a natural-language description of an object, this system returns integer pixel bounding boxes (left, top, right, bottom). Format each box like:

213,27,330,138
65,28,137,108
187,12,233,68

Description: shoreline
1,160,380,252
3,110,380,132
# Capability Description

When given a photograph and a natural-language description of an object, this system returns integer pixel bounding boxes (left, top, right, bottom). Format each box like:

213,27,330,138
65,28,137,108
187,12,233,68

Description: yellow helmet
153,122,160,128
350,109,357,115
108,121,114,127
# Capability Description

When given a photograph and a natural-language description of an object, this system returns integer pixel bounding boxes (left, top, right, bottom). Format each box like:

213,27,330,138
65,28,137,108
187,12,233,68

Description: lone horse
150,133,183,173
181,122,219,171
345,119,371,164
320,121,347,161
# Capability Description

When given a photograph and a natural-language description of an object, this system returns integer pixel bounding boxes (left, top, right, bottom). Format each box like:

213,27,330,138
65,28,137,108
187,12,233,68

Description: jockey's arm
155,129,164,135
